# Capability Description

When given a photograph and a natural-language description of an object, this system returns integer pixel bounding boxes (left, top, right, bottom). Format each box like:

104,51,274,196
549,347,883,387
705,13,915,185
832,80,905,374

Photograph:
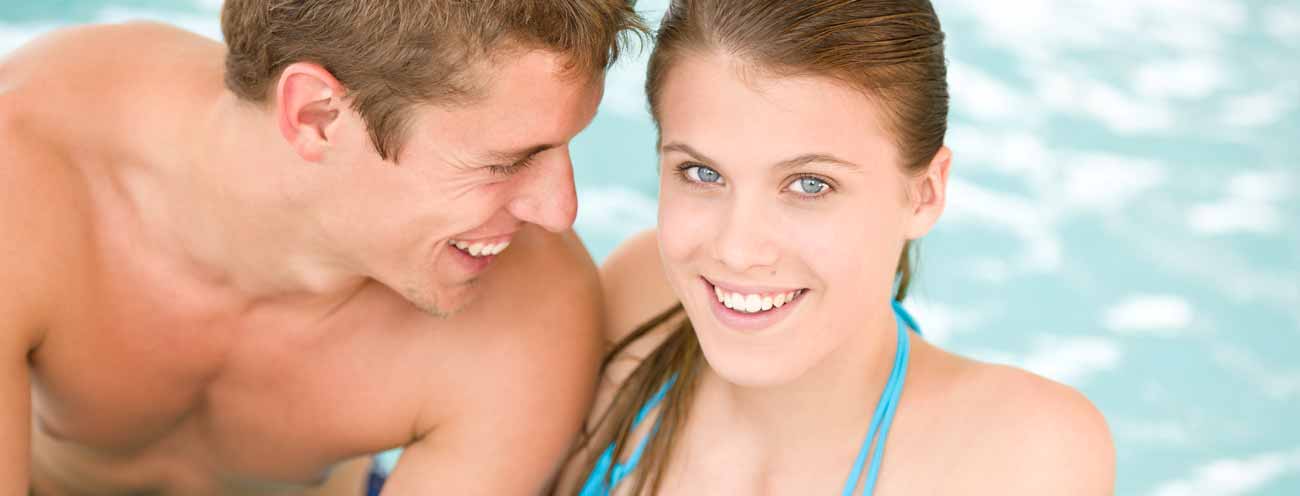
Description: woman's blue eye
685,165,723,184
788,177,829,195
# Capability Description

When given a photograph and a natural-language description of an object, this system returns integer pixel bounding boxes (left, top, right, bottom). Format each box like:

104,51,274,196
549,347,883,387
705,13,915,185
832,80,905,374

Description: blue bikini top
580,301,920,495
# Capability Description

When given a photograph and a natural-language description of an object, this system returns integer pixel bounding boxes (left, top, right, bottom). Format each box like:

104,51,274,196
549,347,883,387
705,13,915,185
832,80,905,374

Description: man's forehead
403,50,603,162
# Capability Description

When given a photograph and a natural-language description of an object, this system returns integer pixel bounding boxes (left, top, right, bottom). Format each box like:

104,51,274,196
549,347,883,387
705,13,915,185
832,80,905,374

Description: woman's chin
693,328,817,388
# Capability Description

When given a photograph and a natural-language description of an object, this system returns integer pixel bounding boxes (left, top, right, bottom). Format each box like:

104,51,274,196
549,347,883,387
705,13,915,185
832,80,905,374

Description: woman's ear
274,62,346,163
904,146,952,240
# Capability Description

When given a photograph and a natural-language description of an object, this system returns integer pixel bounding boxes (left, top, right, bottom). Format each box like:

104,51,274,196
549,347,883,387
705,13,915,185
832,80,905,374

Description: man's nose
506,149,578,233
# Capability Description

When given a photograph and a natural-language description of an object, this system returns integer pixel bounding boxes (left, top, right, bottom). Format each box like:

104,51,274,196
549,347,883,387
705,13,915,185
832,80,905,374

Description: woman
557,0,1115,494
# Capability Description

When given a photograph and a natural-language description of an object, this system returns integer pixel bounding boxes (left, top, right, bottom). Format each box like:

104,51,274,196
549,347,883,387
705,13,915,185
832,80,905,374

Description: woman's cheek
657,190,714,262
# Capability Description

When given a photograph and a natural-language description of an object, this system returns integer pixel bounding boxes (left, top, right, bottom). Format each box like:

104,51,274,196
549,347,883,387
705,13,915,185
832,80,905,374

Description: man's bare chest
29,270,437,490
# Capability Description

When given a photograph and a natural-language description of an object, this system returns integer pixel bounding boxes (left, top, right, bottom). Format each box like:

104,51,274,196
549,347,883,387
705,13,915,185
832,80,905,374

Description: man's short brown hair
222,0,645,160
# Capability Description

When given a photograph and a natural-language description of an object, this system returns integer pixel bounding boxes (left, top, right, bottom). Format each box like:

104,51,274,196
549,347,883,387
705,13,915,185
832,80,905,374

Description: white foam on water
938,0,1245,60
966,257,1013,285
1150,448,1300,496
945,124,1053,179
1113,418,1192,445
1188,170,1292,236
1213,346,1300,401
1032,70,1177,134
1220,86,1300,129
600,51,652,121
948,126,1172,218
971,335,1124,387
1103,294,1194,337
193,0,224,11
947,61,1040,124
945,177,1063,273
1265,4,1300,46
1062,153,1166,213
574,184,658,242
937,0,1254,137
1133,56,1227,100
1019,335,1123,386
897,297,989,346
1188,202,1283,235
1129,226,1300,321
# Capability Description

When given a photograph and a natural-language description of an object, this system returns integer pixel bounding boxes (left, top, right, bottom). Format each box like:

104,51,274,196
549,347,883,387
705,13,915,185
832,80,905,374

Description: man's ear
904,145,952,240
275,62,346,163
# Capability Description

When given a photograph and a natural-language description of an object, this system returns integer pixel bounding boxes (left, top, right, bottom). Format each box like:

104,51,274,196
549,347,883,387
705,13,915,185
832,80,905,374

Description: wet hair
221,0,647,160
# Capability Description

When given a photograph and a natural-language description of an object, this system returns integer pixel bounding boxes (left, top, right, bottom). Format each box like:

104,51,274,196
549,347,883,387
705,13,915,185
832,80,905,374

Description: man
0,0,644,494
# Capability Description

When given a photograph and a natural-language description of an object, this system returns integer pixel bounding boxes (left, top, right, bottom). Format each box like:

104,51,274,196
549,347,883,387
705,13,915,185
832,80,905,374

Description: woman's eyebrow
662,142,862,172
772,153,862,172
661,142,717,164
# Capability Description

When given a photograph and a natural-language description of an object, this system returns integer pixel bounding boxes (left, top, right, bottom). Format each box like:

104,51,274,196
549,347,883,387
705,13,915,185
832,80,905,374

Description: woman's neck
693,302,904,468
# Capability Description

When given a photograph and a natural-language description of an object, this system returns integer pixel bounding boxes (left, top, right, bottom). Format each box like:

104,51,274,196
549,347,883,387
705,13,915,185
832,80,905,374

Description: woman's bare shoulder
598,229,682,346
912,342,1116,495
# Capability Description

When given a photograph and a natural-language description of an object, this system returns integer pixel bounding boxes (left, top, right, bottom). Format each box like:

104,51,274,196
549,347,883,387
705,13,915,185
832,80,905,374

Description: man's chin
406,282,479,318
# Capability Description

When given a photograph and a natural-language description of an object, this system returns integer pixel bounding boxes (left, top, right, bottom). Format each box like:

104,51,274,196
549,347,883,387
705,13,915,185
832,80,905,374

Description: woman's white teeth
715,288,801,314
450,240,510,258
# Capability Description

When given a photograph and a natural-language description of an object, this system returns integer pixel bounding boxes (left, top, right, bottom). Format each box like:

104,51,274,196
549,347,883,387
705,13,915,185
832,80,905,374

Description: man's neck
141,90,368,305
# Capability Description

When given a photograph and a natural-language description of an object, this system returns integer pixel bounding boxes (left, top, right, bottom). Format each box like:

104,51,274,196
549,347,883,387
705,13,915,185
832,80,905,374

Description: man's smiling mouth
447,238,511,258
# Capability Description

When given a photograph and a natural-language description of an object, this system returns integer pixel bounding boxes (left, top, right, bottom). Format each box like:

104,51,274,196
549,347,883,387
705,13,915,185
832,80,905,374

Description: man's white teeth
715,288,802,314
449,240,510,258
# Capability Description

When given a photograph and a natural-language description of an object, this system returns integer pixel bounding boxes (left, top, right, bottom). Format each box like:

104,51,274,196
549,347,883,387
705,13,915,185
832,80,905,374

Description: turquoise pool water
3,1,1297,494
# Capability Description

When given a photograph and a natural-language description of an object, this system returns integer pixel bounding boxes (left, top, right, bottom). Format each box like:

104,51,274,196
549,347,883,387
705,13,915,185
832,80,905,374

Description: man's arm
0,128,50,496
1,318,32,494
381,228,604,495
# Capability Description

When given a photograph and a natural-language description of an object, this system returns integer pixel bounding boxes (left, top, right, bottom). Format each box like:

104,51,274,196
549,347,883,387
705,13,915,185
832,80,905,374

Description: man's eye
487,156,537,176
683,165,723,184
785,176,830,196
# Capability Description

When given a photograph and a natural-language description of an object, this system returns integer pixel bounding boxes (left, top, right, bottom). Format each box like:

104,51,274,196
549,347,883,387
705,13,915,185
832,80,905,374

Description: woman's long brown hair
568,1,947,493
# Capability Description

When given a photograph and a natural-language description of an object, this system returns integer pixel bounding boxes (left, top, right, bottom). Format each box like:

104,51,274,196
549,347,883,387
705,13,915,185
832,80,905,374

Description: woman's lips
701,277,808,332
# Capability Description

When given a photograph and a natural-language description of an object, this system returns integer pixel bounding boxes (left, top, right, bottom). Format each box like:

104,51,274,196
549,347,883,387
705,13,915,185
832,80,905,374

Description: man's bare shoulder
4,21,209,68
918,345,1116,495
389,228,605,493
0,114,89,346
3,21,221,108
431,225,604,404
479,226,603,329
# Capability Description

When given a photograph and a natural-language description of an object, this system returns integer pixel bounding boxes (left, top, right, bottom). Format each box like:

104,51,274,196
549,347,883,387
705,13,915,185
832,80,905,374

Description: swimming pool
3,0,1297,494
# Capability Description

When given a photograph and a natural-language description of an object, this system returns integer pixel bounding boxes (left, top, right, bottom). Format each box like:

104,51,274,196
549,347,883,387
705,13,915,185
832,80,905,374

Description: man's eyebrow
661,142,862,172
485,144,558,164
